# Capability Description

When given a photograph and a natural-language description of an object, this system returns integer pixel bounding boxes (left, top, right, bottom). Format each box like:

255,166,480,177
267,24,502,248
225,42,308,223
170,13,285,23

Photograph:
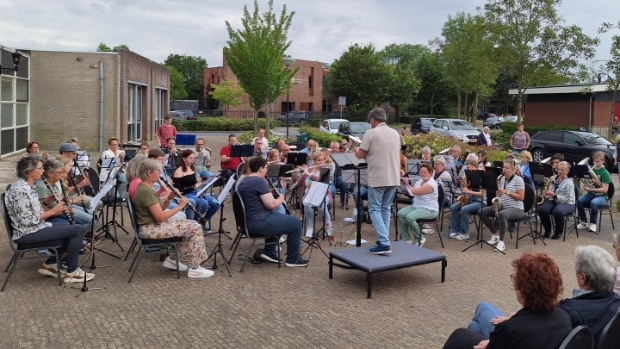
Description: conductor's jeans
15,225,87,273
368,186,396,247
478,206,524,241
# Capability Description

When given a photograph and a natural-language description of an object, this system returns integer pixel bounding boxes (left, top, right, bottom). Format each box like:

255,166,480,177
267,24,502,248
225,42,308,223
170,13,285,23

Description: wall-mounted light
0,51,21,74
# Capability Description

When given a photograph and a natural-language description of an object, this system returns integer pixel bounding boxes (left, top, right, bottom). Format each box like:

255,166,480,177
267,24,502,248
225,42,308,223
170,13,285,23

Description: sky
0,0,617,67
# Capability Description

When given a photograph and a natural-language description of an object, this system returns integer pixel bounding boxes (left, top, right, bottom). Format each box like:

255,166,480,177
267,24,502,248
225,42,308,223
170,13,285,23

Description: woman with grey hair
613,232,620,295
132,159,213,278
5,155,93,283
421,146,432,161
537,161,575,239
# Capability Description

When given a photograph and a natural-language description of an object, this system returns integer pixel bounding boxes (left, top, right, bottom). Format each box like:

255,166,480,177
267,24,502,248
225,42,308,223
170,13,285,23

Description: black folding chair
584,182,615,233
512,184,543,249
558,325,594,349
595,306,620,349
413,184,445,248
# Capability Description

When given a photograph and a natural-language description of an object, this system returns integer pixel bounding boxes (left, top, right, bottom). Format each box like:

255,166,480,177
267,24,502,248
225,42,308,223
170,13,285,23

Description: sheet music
89,183,114,211
341,169,369,185
196,175,221,197
402,178,414,197
217,176,236,204
303,181,329,207
331,153,366,167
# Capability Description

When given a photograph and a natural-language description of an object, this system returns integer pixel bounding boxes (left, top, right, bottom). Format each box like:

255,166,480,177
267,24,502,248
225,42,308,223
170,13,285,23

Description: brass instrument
346,135,362,152
492,175,503,217
540,157,551,164
536,175,555,205
43,178,75,224
577,157,603,190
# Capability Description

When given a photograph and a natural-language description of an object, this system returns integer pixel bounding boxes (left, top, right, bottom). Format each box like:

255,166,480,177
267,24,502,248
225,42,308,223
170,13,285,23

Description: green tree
484,0,599,118
96,43,130,52
225,0,296,134
598,22,620,134
164,54,208,101
210,79,246,108
166,65,188,101
324,43,392,112
415,51,451,116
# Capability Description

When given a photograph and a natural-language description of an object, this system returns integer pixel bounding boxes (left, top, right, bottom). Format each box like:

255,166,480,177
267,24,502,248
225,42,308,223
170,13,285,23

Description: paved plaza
0,134,617,349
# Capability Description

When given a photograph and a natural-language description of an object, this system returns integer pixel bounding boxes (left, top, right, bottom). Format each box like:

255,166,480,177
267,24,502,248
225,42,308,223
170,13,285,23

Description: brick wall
523,101,589,127
592,100,613,127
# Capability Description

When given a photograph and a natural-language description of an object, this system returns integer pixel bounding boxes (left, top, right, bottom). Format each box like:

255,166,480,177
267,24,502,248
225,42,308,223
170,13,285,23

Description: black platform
329,241,447,299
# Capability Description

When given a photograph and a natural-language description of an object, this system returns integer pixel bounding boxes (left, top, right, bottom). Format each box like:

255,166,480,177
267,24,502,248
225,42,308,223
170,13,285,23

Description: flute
43,178,75,225
284,164,324,174
158,177,206,223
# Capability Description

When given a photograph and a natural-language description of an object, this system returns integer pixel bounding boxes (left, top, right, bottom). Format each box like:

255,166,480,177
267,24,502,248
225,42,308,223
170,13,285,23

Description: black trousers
537,200,574,235
443,328,486,349
16,225,87,272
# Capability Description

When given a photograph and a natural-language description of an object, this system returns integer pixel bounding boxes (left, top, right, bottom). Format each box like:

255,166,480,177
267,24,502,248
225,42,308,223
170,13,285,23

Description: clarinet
158,177,206,223
266,176,290,215
59,179,77,224
74,160,96,198
70,163,89,212
42,178,75,225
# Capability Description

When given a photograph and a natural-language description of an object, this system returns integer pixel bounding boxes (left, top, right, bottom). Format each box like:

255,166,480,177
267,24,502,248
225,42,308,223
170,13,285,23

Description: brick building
205,51,327,118
509,84,620,133
0,44,31,157
25,48,169,153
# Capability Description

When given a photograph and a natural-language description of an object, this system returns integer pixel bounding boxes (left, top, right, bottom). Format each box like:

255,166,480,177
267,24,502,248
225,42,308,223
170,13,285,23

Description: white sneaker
305,226,314,237
344,217,355,223
495,240,506,252
63,267,95,283
279,236,286,244
577,222,589,230
417,236,426,247
449,232,459,239
454,234,469,241
187,266,214,279
162,256,189,271
326,225,333,237
422,228,435,235
589,223,597,232
487,235,500,245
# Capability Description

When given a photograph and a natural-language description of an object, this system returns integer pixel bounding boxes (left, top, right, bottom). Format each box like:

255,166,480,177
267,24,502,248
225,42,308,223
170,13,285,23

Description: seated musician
443,252,571,349
145,149,194,220
459,246,619,344
538,161,575,239
433,156,453,207
551,153,564,171
193,137,213,180
450,145,462,167
132,159,213,278
7,156,93,283
421,146,432,161
518,150,533,182
506,153,533,187
172,150,220,229
251,128,269,151
300,139,317,156
265,150,286,195
236,157,308,267
58,155,95,224
397,163,439,247
252,138,265,158
477,149,491,169
479,159,525,252
26,141,49,160
220,134,242,179
449,155,486,241
100,137,128,199
340,139,349,153
280,143,291,163
330,141,350,209
302,152,333,238
137,141,150,157
162,137,179,176
577,151,611,232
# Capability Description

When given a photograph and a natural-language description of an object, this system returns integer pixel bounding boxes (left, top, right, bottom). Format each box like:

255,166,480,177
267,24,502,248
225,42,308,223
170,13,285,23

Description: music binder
286,152,308,166
330,153,367,169
175,134,196,148
230,145,254,157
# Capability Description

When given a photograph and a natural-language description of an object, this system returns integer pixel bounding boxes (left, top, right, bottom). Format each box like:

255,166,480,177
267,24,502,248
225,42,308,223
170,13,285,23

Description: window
154,89,166,134
127,84,143,141
564,133,580,145
544,132,563,143
0,52,29,156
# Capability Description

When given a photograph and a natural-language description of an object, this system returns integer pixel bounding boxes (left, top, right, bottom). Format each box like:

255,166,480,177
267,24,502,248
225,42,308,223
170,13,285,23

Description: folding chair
558,325,594,349
584,182,615,233
512,184,542,249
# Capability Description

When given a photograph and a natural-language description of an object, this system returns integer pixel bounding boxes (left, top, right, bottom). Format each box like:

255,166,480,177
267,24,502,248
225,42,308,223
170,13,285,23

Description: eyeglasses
35,166,44,170
140,147,149,150
196,143,205,146
54,170,63,175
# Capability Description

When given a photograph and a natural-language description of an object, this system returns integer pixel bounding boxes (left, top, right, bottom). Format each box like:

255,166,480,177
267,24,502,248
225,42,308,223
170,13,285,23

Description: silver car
276,111,309,125
430,119,480,145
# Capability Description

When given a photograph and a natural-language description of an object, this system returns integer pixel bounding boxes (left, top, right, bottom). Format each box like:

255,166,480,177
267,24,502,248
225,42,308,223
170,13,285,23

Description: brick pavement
0,135,617,349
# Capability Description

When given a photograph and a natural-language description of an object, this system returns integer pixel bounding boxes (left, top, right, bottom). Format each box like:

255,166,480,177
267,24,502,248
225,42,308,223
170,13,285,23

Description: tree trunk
473,88,480,127
254,108,258,136
610,85,618,138
464,94,469,123
457,92,462,119
430,90,436,117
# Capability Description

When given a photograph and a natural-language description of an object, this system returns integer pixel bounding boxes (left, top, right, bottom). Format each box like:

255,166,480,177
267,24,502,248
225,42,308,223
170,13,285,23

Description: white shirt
484,133,492,146
251,136,269,151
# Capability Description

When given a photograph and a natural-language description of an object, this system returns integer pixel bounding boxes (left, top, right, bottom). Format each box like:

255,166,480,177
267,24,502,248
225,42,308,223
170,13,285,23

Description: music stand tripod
462,169,506,255
331,153,368,247
70,211,107,297
203,176,235,276
95,160,127,258
301,179,331,259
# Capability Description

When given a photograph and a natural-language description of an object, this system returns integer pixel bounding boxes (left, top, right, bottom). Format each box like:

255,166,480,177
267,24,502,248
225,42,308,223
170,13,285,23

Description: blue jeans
247,212,302,263
367,186,396,246
351,185,369,218
197,169,213,181
450,200,484,235
334,175,350,205
186,191,220,220
577,193,608,224
467,302,504,338
167,198,197,220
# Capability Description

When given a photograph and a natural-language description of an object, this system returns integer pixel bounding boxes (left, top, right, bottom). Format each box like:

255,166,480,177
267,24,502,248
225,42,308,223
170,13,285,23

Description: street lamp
283,57,296,139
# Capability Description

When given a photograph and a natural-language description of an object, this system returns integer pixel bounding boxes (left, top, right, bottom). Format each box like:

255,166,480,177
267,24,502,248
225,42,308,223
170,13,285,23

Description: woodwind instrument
492,175,503,217
158,177,206,223
536,175,555,205
43,178,75,224
58,179,77,224
284,164,323,174
70,162,90,212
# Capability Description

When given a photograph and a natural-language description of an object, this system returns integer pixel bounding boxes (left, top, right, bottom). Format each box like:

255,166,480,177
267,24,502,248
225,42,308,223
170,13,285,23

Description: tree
209,79,246,107
415,51,451,116
598,22,620,134
164,54,208,101
166,65,188,101
225,0,296,135
96,43,130,52
484,0,599,118
324,43,392,112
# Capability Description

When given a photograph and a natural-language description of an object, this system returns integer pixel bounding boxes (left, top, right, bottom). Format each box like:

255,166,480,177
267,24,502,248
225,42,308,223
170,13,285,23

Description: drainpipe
99,61,104,153
589,94,594,129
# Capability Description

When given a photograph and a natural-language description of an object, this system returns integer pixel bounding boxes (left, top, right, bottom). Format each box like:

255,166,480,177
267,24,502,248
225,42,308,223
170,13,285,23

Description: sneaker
305,226,314,237
454,234,469,241
326,225,333,237
487,235,500,245
577,222,589,230
38,262,65,277
369,243,392,255
260,252,280,263
344,217,355,223
279,236,286,244
418,236,426,247
422,228,435,235
145,246,161,252
162,256,189,271
495,240,506,252
187,266,215,278
589,223,597,232
286,258,309,267
508,223,516,233
203,221,212,234
63,268,95,283
449,232,459,239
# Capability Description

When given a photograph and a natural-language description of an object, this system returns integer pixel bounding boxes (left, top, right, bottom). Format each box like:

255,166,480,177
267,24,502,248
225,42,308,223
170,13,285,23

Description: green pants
397,206,438,241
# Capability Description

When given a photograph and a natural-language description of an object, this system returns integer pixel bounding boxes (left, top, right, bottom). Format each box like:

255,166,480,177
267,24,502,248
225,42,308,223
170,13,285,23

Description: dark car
276,111,308,125
483,116,502,129
410,117,436,134
338,121,371,141
477,112,496,121
528,130,615,171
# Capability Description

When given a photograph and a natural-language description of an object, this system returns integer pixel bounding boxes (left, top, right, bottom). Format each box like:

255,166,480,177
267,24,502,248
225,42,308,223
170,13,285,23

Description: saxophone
492,175,503,217
536,175,555,205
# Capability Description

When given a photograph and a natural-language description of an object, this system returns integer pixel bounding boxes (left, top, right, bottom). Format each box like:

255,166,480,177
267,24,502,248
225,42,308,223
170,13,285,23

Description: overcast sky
0,0,616,67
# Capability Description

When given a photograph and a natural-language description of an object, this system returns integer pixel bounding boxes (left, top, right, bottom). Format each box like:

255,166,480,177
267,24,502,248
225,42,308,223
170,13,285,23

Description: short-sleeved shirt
593,166,612,199
133,183,161,226
511,131,530,149
192,149,211,171
236,176,271,222
500,174,525,210
220,145,242,172
34,179,62,209
411,178,439,211
157,124,177,147
359,123,401,187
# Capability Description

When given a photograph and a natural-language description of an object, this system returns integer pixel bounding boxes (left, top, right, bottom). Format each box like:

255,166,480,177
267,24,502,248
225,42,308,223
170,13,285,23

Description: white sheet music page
196,175,221,197
217,177,236,204
303,181,329,207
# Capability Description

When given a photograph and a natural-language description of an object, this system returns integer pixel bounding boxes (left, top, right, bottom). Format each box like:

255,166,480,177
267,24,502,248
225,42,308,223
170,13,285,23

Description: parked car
169,111,190,121
483,116,503,129
319,119,348,134
410,117,436,134
430,119,480,144
338,121,371,141
528,130,615,171
477,112,497,121
276,111,308,125
502,115,519,123
170,110,196,120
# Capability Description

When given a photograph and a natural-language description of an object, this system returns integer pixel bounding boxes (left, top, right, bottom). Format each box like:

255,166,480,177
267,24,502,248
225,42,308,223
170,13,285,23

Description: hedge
500,122,567,137
172,118,283,132
402,133,510,162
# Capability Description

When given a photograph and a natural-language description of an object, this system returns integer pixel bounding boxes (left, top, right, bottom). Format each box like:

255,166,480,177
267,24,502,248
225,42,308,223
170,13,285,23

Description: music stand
462,168,506,255
230,145,254,158
301,180,330,259
95,161,127,258
175,134,196,149
331,153,368,247
203,176,235,276
286,152,308,166
405,159,422,175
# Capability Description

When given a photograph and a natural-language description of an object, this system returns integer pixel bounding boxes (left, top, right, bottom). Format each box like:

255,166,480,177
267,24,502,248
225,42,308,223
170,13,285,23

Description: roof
508,83,611,95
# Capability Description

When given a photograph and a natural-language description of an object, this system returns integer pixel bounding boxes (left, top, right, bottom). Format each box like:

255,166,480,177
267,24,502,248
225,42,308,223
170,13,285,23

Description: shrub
172,118,283,132
402,133,510,162
237,131,284,145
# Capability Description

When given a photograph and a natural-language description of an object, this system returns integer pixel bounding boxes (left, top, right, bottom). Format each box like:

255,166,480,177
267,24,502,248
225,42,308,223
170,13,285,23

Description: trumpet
577,157,603,190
